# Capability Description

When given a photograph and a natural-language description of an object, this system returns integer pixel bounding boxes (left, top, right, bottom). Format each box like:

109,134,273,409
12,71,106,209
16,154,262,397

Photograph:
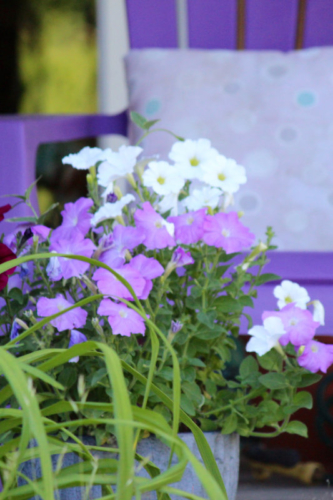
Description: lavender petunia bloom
10,321,21,341
171,247,194,267
52,198,94,240
98,299,145,337
93,264,146,300
168,209,206,245
37,294,87,332
49,234,95,280
262,304,319,347
298,341,333,373
134,202,175,250
130,254,164,299
99,225,144,268
68,329,88,363
203,212,255,254
171,320,183,334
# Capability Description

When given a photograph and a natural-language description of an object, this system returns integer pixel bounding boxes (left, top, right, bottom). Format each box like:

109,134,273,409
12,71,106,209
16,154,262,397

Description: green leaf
8,287,24,304
5,216,36,223
180,395,196,416
238,296,254,308
182,382,204,406
195,328,221,340
143,119,160,130
259,373,287,390
298,373,322,388
221,413,238,434
257,349,283,371
186,357,206,368
293,391,313,410
197,311,216,330
239,356,258,379
214,296,242,313
198,418,218,432
255,273,280,286
285,420,308,438
130,111,147,129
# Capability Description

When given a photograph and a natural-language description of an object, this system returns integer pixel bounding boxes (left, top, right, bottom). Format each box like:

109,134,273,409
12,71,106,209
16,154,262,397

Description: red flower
0,243,17,291
0,204,11,222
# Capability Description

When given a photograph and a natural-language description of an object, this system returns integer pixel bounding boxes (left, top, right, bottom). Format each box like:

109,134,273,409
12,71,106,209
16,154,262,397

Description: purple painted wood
126,0,178,48
304,0,333,47
187,0,237,49
0,113,127,234
246,0,299,50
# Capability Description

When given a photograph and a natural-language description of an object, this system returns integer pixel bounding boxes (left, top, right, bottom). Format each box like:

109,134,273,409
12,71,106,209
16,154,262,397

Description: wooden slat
237,0,246,50
303,0,333,47
295,0,307,49
246,0,299,50
187,0,237,49
126,0,178,48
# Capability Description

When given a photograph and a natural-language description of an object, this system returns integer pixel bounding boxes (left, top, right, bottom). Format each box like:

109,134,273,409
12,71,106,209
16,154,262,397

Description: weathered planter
20,433,239,500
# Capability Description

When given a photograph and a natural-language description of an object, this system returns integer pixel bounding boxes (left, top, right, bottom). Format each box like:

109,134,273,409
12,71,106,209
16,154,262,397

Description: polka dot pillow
125,48,333,251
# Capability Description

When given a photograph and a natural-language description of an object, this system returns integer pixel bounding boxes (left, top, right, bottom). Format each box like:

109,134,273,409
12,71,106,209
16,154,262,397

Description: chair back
126,0,333,51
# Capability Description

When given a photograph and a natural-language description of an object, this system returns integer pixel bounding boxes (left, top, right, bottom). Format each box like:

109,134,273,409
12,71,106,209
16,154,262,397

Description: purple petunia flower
49,234,95,280
68,329,88,363
37,294,87,332
93,264,146,300
262,304,319,347
98,225,144,268
97,299,145,337
10,321,21,341
298,340,333,373
203,212,255,253
171,247,194,267
134,202,175,250
130,254,164,299
52,198,94,240
168,209,206,245
171,320,183,334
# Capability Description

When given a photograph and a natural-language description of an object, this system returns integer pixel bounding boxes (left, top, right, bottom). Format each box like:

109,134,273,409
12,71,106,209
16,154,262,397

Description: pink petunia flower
203,212,255,253
130,254,164,299
49,234,96,280
98,299,145,337
52,198,94,240
93,264,145,300
68,329,88,363
262,303,319,347
134,202,175,250
168,209,206,245
98,225,144,268
37,294,87,332
298,341,333,373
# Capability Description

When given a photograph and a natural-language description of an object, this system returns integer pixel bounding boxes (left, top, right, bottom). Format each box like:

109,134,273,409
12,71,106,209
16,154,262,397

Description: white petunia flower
182,187,221,211
157,192,181,216
246,316,286,356
143,161,185,195
312,300,325,326
62,147,105,170
91,194,135,226
202,155,247,193
169,139,219,180
97,145,143,186
273,280,310,310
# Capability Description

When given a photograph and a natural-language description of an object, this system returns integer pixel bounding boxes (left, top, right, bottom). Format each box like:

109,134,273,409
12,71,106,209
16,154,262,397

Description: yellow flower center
289,317,298,326
155,221,163,228
119,309,128,318
186,216,194,225
218,173,226,181
190,157,199,167
285,296,293,304
311,344,318,353
157,176,165,185
222,229,230,238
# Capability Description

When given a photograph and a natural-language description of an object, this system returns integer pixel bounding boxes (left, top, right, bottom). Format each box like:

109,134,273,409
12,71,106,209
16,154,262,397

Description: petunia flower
143,161,184,195
97,145,143,187
168,209,206,245
0,243,17,291
62,146,105,170
0,204,11,222
203,212,255,253
49,234,95,280
169,139,219,181
90,194,135,227
134,202,175,250
312,300,325,326
98,225,144,268
297,341,333,373
202,155,246,193
93,264,146,300
68,330,88,363
273,280,310,310
52,198,93,240
246,316,286,356
182,186,221,212
37,294,87,332
263,304,319,347
157,192,180,216
98,299,145,337
130,254,164,299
